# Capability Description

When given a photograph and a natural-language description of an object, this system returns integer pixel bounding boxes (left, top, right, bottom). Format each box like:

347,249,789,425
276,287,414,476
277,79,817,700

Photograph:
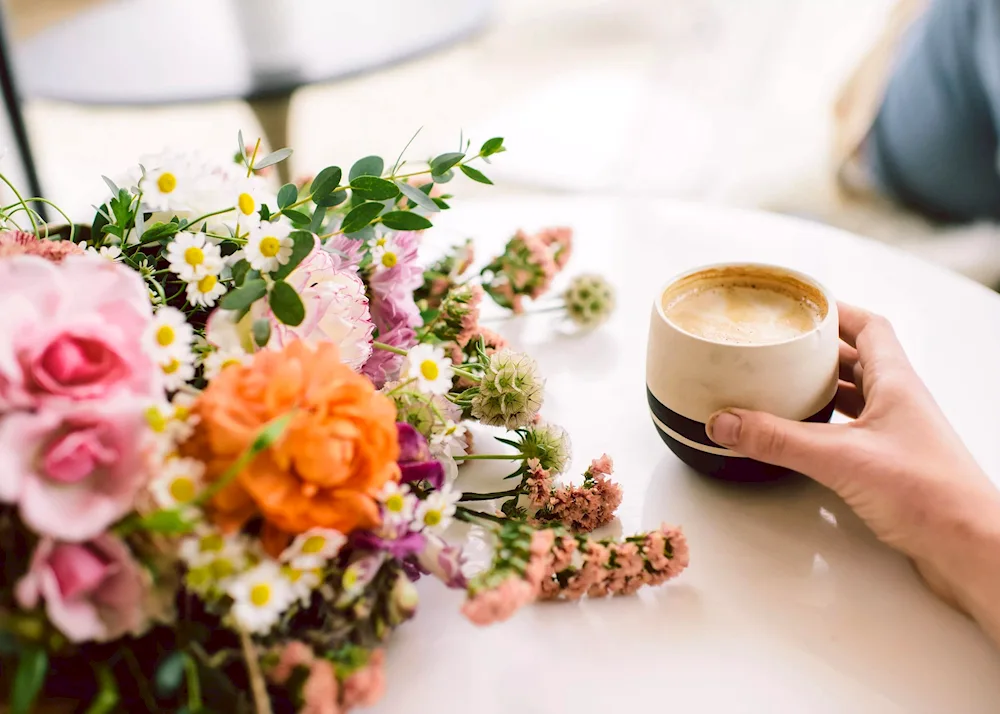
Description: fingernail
708,411,742,446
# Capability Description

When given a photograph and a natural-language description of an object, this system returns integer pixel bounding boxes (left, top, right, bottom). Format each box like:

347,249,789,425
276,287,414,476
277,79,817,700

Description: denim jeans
868,0,1000,222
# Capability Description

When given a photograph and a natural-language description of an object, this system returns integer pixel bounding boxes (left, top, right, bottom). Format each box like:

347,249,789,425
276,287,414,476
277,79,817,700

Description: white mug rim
653,261,836,349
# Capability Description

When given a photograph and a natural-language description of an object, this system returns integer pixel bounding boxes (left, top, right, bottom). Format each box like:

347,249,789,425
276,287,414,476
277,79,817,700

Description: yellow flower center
380,251,398,269
423,509,442,527
197,274,217,293
419,359,439,381
200,534,224,552
155,325,175,346
210,558,235,579
238,192,256,215
343,569,359,590
375,237,387,247
145,406,168,433
184,246,205,266
169,476,196,503
221,357,242,370
259,236,281,258
157,172,177,194
282,565,302,582
301,535,326,554
385,494,404,513
173,405,190,420
250,583,272,607
162,358,181,374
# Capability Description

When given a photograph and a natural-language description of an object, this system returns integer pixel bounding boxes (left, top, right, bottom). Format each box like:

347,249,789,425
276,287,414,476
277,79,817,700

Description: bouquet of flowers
0,133,688,713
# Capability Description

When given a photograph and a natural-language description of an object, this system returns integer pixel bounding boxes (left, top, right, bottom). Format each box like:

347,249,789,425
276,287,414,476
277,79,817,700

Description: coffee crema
661,268,826,345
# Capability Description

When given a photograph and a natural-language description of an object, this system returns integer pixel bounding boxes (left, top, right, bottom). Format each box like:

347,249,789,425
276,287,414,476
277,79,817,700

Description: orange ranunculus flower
183,340,399,545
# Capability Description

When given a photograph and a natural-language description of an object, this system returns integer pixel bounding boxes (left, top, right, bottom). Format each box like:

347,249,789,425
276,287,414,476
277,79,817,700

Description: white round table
376,198,1000,714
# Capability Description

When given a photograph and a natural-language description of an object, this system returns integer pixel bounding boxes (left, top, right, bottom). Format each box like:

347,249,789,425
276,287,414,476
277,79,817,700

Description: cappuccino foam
663,277,823,345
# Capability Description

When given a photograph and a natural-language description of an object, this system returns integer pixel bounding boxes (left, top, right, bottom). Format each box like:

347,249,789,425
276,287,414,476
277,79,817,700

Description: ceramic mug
646,263,839,482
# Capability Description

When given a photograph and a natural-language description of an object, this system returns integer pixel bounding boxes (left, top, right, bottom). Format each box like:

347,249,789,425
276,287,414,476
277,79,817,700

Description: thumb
706,408,846,482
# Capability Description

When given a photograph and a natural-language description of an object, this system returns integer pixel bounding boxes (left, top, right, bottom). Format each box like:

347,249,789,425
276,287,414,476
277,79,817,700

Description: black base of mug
647,388,836,482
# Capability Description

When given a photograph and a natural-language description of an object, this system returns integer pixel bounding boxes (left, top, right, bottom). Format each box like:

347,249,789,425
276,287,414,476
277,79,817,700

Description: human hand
705,303,1000,640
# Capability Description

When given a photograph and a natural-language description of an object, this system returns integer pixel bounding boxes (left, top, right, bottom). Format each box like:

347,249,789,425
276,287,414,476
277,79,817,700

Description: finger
706,408,849,484
854,313,911,373
838,302,872,348
834,380,865,419
839,341,860,384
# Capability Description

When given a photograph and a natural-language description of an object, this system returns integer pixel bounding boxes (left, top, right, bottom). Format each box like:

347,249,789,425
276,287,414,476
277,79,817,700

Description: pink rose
15,535,150,643
0,399,148,540
0,255,158,410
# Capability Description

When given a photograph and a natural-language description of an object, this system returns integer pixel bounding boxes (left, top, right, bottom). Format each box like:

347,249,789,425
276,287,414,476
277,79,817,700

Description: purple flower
417,534,467,589
396,423,445,489
368,232,423,327
352,529,426,559
362,319,414,388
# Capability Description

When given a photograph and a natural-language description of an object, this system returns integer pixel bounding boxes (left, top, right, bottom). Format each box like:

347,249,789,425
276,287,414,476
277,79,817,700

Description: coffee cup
646,262,839,482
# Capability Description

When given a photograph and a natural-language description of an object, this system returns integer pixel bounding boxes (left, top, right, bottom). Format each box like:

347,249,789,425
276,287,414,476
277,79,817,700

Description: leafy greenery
340,201,384,234
276,183,298,209
269,280,305,326
310,166,342,202
459,164,492,184
349,156,384,181
10,646,47,714
220,279,267,311
381,211,433,231
350,176,399,201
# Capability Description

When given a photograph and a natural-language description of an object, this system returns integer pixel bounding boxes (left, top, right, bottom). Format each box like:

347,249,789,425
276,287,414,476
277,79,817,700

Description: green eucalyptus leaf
309,206,328,233
315,191,348,208
11,647,48,714
260,204,271,221
432,169,454,184
282,208,311,225
271,230,315,280
142,221,181,241
238,130,246,159
480,137,505,156
277,183,298,209
269,281,305,326
340,202,384,234
381,211,433,231
432,197,451,210
349,156,384,181
253,318,272,347
219,278,266,311
155,651,188,697
344,225,376,242
395,181,440,212
254,147,293,170
230,258,250,287
350,176,400,201
459,164,493,185
430,152,465,175
310,165,342,201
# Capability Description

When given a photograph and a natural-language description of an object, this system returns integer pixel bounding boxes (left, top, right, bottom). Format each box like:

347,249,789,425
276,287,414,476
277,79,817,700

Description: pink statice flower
268,641,316,685
530,454,623,533
480,230,558,312
0,230,84,262
15,534,151,643
461,575,537,626
0,255,159,411
341,649,386,710
535,226,573,270
0,398,149,541
302,659,341,714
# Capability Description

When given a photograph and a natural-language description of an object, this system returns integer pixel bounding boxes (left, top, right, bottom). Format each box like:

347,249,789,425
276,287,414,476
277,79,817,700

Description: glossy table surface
374,197,1000,714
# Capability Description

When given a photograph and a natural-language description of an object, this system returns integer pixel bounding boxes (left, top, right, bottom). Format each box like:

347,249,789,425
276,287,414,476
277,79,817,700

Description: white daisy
165,232,222,281
144,307,193,362
281,565,322,605
227,560,297,634
371,236,400,272
337,554,386,606
202,347,251,380
86,244,123,262
402,344,453,395
139,154,193,213
170,392,198,422
149,456,205,509
379,481,417,529
245,219,293,273
185,272,227,307
232,176,273,229
280,528,347,570
158,349,196,391
431,419,468,458
416,484,460,532
179,528,252,572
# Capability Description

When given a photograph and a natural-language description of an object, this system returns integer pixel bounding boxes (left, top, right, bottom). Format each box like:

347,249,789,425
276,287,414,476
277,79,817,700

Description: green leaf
219,278,266,311
83,663,120,714
344,225,375,242
432,198,451,210
282,209,311,225
310,166,342,201
269,280,305,326
459,164,493,185
480,137,505,156
431,152,465,176
340,201,384,234
252,318,272,347
277,183,298,209
252,412,294,453
260,203,271,221
271,230,315,280
309,206,327,233
381,211,433,231
101,175,120,195
432,169,455,184
350,176,400,201
315,191,348,208
155,651,188,697
135,509,195,534
11,647,48,714
254,147,292,170
142,221,181,241
420,308,440,324
0,630,19,655
237,130,246,160
230,258,250,287
349,156,384,181
395,181,440,212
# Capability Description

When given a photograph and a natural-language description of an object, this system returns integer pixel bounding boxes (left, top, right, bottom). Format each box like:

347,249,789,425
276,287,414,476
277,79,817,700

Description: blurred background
4,0,1000,286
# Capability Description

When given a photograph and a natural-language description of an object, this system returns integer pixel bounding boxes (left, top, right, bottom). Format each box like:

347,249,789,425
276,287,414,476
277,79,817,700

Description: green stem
386,377,417,395
240,628,273,714
318,215,384,241
184,206,236,229
452,366,479,381
373,341,407,356
185,653,202,711
452,453,526,462
456,506,507,525
0,170,38,236
460,488,522,502
246,138,261,178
